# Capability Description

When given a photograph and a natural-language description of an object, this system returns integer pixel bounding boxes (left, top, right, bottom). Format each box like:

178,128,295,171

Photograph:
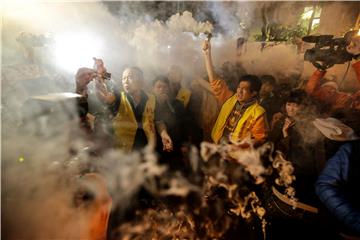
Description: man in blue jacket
315,124,360,237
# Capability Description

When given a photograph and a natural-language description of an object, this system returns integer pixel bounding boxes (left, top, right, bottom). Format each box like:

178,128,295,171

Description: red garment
306,61,360,111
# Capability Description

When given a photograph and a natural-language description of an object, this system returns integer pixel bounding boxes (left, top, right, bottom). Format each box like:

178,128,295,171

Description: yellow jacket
176,87,191,108
210,78,267,144
112,92,156,151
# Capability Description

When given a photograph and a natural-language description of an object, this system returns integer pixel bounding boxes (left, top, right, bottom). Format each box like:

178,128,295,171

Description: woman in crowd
152,75,189,171
269,89,325,206
267,89,328,239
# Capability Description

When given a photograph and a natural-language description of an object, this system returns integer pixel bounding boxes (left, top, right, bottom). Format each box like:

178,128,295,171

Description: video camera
93,57,111,80
99,71,111,80
302,30,358,70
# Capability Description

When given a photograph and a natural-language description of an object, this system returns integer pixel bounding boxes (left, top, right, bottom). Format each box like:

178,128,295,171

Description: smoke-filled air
2,1,360,240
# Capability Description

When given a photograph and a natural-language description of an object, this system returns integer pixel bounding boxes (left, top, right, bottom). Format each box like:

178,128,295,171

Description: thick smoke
2,1,359,238
206,1,260,37
3,2,358,91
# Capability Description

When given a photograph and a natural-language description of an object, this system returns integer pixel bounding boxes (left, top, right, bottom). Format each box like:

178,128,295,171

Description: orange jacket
80,173,112,240
306,61,360,111
209,77,234,106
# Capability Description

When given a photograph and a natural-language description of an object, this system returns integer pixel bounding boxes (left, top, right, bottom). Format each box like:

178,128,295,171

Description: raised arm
305,69,326,96
202,40,233,105
95,78,116,104
93,58,116,104
75,67,96,96
202,40,216,83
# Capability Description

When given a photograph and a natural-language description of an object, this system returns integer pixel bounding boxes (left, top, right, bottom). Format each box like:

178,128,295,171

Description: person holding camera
86,58,118,150
305,34,360,112
75,67,98,135
75,64,118,150
75,62,172,152
202,40,267,145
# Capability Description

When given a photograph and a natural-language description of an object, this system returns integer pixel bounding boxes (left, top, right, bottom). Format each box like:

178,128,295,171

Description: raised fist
93,57,107,75
202,40,211,53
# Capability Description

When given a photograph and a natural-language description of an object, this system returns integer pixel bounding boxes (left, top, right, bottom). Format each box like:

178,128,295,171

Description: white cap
313,118,359,141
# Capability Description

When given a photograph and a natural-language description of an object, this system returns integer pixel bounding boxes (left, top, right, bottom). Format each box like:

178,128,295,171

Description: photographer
74,59,119,151
305,34,360,112
75,61,173,152
90,58,117,150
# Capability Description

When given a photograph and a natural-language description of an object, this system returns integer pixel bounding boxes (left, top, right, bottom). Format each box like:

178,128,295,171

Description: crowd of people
74,36,360,239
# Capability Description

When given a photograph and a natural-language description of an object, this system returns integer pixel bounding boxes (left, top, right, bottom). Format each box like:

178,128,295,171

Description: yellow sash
112,92,156,151
176,87,191,108
211,94,265,143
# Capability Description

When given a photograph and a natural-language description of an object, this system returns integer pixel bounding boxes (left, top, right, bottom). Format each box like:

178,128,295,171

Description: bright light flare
357,29,360,36
54,33,103,73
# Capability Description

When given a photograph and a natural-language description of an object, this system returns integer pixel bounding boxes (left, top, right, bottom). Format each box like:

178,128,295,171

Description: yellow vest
211,94,265,143
112,92,156,151
176,87,191,108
